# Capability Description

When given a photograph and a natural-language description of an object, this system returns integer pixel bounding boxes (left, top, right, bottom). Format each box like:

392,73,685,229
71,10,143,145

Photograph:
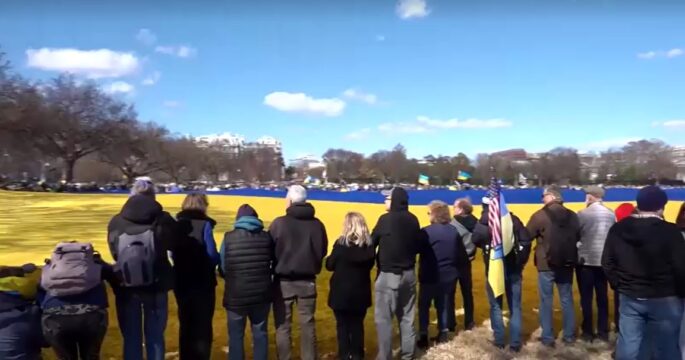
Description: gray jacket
450,219,477,260
578,202,616,267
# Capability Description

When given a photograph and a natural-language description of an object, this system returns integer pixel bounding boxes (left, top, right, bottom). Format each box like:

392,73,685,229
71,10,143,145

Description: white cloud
344,128,371,141
136,29,157,46
104,81,135,95
376,35,386,42
163,100,181,108
343,88,378,105
654,119,685,129
637,48,683,60
263,92,346,117
26,48,140,79
142,71,161,86
396,0,429,19
378,122,429,134
416,116,512,129
155,45,197,58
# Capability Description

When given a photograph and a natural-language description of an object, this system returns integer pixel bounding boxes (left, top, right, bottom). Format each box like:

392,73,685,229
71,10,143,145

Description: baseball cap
583,185,605,199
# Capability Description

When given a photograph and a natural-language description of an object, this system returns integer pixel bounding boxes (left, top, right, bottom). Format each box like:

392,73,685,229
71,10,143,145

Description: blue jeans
616,294,682,360
0,305,43,360
228,304,270,360
115,290,168,360
418,281,455,336
538,268,576,344
486,270,522,348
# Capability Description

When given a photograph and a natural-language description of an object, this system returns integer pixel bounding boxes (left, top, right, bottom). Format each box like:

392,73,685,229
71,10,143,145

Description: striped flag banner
487,177,515,298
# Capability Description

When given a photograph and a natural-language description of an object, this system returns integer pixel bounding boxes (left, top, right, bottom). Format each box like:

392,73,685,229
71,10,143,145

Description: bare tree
100,121,168,183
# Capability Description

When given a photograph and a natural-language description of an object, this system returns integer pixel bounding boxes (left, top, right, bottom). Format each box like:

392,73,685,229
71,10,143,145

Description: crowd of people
0,180,684,360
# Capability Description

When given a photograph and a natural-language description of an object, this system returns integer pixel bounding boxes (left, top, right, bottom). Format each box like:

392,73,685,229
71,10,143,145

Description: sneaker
490,341,505,350
562,338,576,346
436,332,450,344
465,322,475,331
417,336,429,349
581,333,594,343
537,337,555,348
597,334,610,343
509,345,521,353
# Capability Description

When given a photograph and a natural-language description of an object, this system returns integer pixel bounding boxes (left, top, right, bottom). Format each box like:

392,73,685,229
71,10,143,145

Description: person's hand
481,196,490,205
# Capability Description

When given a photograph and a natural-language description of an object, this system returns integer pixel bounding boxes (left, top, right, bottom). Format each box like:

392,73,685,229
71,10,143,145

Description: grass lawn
0,191,681,359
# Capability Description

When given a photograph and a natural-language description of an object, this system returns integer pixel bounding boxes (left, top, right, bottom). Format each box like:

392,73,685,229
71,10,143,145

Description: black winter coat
174,210,218,293
371,188,422,274
107,195,177,292
222,222,274,310
326,241,375,312
269,203,328,280
602,216,685,299
474,204,532,274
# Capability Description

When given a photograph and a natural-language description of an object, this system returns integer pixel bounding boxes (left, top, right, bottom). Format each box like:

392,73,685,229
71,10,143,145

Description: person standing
270,185,328,360
0,264,43,360
449,198,477,332
373,187,422,360
326,212,375,360
221,204,274,360
39,244,116,360
602,186,685,360
675,202,685,360
576,186,616,343
173,193,220,360
108,179,178,360
473,195,532,352
417,201,468,348
527,185,580,347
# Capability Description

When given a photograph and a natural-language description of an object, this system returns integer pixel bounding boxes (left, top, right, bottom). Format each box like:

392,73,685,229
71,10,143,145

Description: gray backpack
41,242,102,297
117,229,156,287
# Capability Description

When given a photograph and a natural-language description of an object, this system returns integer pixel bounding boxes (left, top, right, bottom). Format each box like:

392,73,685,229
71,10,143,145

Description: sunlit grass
1,191,680,359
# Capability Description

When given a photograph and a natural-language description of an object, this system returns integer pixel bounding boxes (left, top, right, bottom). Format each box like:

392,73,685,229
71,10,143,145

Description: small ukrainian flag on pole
418,174,430,185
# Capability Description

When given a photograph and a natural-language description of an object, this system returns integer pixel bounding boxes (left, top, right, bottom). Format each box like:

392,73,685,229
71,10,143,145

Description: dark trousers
42,310,108,360
453,264,474,330
228,303,270,360
576,266,609,338
333,310,366,360
273,280,318,360
175,288,215,360
614,289,620,331
0,305,43,360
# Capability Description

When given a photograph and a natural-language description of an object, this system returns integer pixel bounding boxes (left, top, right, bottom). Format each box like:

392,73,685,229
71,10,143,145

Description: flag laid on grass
487,176,515,298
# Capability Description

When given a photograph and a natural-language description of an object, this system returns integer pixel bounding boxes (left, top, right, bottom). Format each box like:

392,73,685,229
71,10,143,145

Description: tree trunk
63,158,76,183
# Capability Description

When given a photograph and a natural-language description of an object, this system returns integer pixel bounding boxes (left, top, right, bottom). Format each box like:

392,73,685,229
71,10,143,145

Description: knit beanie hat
236,204,258,220
636,186,668,212
614,203,636,222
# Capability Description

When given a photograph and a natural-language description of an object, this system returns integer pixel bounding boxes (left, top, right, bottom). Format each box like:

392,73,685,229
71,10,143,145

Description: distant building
196,133,282,156
289,154,325,169
673,146,685,181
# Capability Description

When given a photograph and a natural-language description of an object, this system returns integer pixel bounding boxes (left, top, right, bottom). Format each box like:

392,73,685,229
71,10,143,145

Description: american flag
488,177,502,252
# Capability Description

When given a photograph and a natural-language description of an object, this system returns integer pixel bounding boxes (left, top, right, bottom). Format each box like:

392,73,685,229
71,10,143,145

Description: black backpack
543,207,578,268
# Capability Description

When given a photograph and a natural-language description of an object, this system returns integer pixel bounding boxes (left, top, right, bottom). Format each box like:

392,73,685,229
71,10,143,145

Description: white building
196,133,282,156
289,154,325,169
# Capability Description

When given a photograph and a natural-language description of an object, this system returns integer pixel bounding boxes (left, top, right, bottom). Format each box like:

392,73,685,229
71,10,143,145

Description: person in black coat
326,212,376,360
221,204,274,360
173,193,220,360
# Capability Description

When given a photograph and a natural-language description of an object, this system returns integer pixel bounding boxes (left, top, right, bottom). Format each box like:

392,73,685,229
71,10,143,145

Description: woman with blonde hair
326,212,376,360
173,193,219,360
418,200,469,348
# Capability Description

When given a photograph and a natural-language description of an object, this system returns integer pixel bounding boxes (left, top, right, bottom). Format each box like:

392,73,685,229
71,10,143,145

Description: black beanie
236,204,258,220
636,186,668,212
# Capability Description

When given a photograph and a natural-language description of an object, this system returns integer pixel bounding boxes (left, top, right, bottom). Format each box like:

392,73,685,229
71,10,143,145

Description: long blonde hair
339,212,371,247
182,193,209,213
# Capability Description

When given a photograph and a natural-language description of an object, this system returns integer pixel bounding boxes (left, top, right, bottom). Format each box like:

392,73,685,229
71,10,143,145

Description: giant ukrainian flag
487,178,515,298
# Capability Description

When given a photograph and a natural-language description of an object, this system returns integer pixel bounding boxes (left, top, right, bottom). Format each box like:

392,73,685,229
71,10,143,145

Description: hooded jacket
602,215,685,299
107,195,177,292
527,202,580,271
371,188,422,274
269,203,328,280
451,214,478,260
326,241,376,311
221,216,274,310
173,210,219,293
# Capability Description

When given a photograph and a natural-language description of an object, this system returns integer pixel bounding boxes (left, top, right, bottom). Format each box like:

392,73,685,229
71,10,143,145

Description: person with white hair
270,185,328,360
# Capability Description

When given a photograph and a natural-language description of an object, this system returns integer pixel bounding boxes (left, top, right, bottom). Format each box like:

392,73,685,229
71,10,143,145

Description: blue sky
1,0,685,161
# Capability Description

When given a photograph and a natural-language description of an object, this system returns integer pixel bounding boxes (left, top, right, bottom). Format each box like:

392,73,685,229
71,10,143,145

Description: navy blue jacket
419,223,469,284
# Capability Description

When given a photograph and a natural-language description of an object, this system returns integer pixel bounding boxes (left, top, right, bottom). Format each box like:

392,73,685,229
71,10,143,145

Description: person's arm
203,222,220,267
513,215,532,268
601,226,619,290
219,236,226,276
106,218,119,261
325,243,339,272
371,217,383,248
670,230,685,297
526,211,542,242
